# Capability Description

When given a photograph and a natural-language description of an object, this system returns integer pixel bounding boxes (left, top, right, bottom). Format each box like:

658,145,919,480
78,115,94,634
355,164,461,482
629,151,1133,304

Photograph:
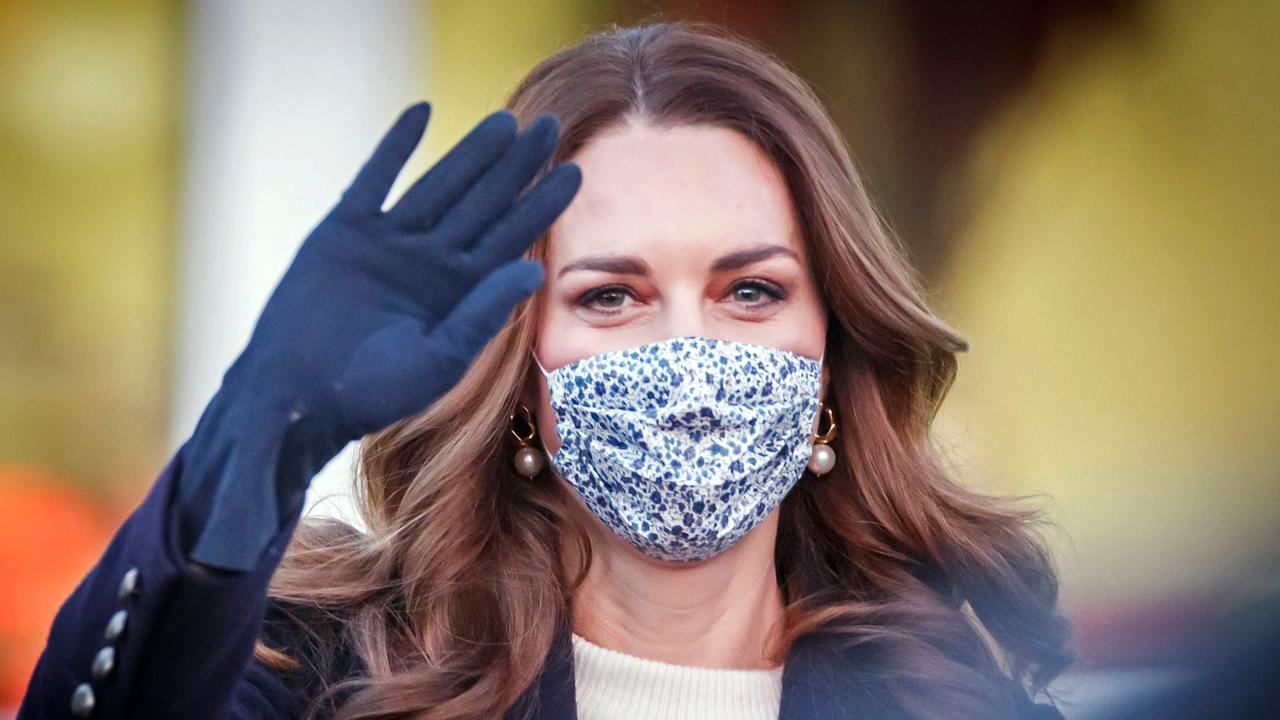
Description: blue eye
574,279,787,316
730,279,786,307
576,284,633,314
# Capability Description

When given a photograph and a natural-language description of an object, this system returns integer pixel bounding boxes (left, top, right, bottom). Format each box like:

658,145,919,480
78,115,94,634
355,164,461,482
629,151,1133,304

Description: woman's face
527,118,830,457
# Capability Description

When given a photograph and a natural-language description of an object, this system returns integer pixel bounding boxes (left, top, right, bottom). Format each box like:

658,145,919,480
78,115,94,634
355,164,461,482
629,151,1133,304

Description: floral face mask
535,335,823,562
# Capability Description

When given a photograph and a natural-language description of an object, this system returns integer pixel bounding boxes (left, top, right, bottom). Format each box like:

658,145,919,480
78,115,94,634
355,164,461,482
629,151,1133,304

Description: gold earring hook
509,403,537,446
814,403,837,444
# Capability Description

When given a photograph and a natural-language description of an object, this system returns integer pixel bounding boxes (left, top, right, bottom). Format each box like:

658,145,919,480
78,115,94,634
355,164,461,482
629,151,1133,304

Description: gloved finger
385,109,519,233
423,259,544,366
339,101,432,217
411,260,544,403
429,114,560,252
471,162,581,269
336,260,544,433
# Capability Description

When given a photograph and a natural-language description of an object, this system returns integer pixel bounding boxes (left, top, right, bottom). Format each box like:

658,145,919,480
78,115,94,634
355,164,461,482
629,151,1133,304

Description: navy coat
18,445,1065,719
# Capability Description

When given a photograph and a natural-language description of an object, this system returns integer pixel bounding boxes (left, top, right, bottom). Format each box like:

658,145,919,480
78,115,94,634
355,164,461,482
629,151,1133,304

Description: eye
728,279,787,309
575,284,635,315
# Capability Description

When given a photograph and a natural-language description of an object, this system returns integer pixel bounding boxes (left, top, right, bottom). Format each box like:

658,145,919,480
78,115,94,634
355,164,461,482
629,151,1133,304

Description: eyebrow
556,243,799,279
557,254,649,278
709,244,799,273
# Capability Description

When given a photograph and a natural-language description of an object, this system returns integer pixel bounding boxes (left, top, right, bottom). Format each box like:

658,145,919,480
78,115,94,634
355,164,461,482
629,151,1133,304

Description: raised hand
177,102,580,571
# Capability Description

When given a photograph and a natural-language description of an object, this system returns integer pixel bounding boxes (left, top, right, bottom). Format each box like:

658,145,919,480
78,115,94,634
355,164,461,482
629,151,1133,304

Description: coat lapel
507,619,904,720
776,632,903,720
505,616,577,720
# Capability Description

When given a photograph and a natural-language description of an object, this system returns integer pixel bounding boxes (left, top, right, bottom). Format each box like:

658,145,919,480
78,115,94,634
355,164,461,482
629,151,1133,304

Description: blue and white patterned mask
534,335,824,562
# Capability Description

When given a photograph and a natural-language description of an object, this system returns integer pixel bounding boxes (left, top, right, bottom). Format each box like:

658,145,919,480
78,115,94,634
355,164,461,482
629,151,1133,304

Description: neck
566,505,786,670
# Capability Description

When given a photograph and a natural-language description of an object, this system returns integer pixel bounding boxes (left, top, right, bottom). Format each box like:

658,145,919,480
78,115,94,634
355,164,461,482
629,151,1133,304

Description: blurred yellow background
2,1,1276,715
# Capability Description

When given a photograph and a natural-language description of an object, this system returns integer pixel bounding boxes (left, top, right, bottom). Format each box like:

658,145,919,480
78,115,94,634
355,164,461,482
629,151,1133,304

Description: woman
19,20,1072,720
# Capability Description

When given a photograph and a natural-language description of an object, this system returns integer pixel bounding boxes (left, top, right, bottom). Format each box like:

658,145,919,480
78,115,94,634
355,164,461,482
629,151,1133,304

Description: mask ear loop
815,348,827,402
532,350,550,376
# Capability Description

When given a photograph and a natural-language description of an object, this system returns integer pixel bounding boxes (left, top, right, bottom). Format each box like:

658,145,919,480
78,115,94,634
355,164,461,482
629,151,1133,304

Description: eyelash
574,279,787,316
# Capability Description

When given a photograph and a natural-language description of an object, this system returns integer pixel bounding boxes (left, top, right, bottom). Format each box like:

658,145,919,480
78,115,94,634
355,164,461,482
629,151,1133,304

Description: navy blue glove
175,102,580,572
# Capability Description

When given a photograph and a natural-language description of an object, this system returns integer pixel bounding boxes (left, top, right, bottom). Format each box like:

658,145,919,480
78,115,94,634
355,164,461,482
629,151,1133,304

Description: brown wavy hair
254,19,1073,720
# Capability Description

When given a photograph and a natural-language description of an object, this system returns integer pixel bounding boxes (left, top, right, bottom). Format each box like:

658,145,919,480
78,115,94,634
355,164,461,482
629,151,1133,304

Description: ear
819,360,830,403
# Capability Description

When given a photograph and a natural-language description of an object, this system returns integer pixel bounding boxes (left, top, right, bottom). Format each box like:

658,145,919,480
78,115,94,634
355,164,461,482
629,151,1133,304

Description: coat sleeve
16,440,310,720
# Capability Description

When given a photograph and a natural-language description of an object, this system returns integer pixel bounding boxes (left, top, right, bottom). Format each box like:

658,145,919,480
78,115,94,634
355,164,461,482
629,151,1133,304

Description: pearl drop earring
509,403,546,479
807,402,838,476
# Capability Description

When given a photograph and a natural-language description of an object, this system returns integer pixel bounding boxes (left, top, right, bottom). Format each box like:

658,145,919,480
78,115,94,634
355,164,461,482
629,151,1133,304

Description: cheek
533,372,563,456
531,300,599,458
772,300,828,364
784,330,825,363
794,282,829,345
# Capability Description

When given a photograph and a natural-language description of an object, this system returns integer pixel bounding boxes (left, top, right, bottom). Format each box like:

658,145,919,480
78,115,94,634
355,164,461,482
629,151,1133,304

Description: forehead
547,119,804,265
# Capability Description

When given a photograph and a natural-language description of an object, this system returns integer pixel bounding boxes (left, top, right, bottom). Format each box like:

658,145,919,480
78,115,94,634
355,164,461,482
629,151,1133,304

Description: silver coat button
118,567,140,600
91,646,116,680
71,682,94,717
104,609,128,641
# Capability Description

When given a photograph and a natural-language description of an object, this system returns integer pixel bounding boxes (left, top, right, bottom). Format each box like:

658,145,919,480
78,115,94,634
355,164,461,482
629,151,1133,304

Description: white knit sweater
570,632,784,720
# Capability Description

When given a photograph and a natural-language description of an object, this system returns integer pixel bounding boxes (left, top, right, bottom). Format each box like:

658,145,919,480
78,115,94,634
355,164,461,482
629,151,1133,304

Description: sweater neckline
570,632,786,675
569,632,785,719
